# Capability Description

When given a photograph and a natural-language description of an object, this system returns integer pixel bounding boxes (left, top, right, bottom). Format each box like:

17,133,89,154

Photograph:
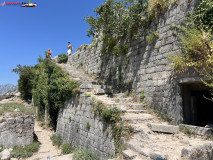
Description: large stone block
147,123,179,134
179,124,213,136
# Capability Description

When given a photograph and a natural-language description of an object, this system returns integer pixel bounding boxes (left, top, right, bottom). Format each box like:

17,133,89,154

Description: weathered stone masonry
68,0,201,124
0,115,35,148
56,94,116,159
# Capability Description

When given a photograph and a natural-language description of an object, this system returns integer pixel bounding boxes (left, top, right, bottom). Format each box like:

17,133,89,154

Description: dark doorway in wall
182,83,213,127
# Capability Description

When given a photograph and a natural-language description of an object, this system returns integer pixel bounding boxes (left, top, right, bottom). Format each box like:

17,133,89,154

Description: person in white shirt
66,42,73,56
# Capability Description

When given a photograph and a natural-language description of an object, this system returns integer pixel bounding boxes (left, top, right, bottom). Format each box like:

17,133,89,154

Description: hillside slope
0,84,17,95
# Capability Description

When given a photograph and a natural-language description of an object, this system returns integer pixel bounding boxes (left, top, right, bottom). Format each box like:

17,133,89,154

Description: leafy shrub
58,53,68,63
11,142,40,159
169,0,213,71
48,67,80,107
73,147,100,160
50,134,63,147
168,0,213,102
32,56,79,125
62,143,74,154
101,107,121,123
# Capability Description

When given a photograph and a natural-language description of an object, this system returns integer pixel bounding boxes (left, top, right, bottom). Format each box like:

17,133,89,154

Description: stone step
122,149,137,159
123,117,153,123
122,150,149,160
122,113,154,123
126,140,150,158
126,140,167,160
112,93,124,98
148,123,179,134
130,124,152,134
115,98,133,103
128,104,145,110
126,109,147,114
80,83,93,89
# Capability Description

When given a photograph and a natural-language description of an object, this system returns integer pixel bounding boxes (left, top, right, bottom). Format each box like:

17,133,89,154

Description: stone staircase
57,63,97,84
58,63,213,160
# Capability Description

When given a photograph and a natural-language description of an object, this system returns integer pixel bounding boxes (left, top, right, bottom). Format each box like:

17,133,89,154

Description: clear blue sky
0,0,105,85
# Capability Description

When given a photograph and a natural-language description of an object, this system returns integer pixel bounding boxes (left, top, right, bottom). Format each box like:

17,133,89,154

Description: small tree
12,65,36,101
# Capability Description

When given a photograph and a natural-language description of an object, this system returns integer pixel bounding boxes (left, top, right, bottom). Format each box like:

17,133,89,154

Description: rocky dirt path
27,121,63,160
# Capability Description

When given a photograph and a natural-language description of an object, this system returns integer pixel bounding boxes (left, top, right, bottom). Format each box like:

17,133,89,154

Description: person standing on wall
66,42,73,56
48,48,52,58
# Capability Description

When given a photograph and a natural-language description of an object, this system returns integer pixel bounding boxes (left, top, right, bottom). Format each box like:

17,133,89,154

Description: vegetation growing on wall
92,99,132,154
85,0,175,56
13,55,79,128
169,0,213,98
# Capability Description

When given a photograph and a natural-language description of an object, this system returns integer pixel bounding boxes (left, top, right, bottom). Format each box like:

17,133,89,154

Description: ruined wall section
68,0,199,123
0,115,35,148
56,94,115,159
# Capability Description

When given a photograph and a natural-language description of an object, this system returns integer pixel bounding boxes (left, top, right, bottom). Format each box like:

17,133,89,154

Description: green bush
50,134,63,147
62,143,74,154
58,53,68,63
101,107,121,123
32,56,79,125
73,147,100,160
11,142,40,159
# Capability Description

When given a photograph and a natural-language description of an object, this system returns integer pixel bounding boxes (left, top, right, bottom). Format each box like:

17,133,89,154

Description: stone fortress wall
56,94,116,159
68,0,201,124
